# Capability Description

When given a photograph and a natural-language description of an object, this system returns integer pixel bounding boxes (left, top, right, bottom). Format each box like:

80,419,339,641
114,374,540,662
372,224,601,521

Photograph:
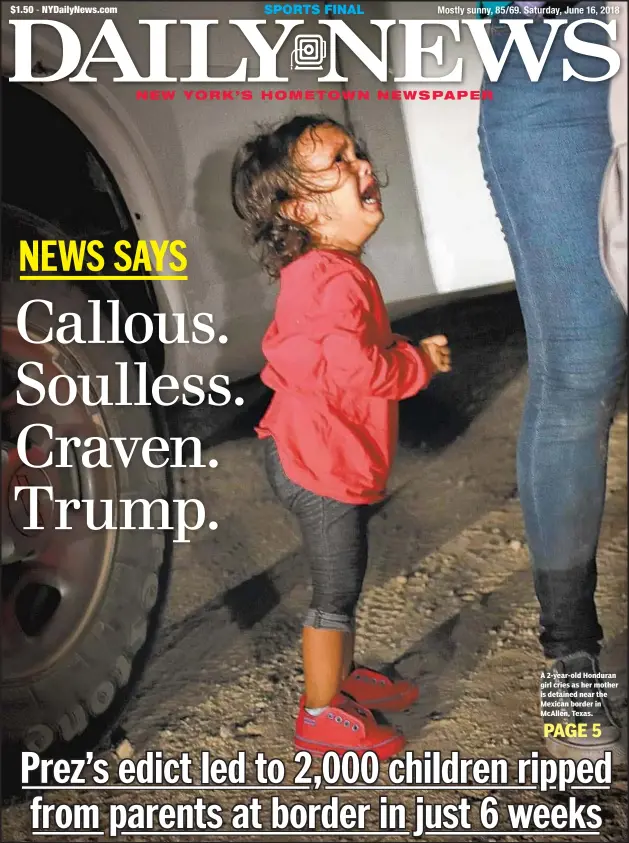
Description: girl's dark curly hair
231,114,372,279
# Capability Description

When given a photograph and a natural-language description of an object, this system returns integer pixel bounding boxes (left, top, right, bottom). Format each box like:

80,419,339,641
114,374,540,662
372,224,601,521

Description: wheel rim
2,319,117,683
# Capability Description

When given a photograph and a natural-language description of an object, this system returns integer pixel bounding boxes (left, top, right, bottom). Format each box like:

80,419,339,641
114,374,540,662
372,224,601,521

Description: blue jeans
479,8,627,659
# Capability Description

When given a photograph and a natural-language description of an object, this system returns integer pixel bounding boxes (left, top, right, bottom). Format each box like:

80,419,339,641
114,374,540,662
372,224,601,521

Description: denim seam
304,608,354,633
318,497,332,627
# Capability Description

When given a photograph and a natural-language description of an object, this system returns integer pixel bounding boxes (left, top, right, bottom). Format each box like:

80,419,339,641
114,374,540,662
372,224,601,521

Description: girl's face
289,123,383,254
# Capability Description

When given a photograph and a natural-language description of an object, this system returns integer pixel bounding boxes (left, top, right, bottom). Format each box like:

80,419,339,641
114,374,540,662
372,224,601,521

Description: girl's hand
420,335,451,373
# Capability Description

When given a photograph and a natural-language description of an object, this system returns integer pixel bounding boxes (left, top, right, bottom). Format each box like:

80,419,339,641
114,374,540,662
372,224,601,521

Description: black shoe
541,651,626,764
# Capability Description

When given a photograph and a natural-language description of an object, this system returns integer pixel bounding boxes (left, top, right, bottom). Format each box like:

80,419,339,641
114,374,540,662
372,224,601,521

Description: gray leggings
263,437,368,633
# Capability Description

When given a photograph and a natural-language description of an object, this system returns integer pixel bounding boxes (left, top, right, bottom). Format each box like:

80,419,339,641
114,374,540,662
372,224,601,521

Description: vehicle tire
1,206,173,764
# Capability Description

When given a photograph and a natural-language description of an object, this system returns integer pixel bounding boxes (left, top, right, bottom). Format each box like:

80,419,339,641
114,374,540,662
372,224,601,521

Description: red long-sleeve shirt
256,249,434,504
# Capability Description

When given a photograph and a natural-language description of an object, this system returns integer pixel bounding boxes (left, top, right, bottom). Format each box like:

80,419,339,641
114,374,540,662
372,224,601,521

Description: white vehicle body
1,1,514,385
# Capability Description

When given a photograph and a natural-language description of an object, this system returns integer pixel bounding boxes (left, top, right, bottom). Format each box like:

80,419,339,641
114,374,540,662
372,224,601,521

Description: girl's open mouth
360,180,381,208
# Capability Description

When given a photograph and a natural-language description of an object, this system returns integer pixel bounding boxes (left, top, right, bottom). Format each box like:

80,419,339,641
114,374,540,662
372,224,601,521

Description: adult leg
479,8,626,759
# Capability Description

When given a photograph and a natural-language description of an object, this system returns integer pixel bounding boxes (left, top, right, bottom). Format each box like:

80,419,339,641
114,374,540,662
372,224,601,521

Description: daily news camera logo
291,34,327,71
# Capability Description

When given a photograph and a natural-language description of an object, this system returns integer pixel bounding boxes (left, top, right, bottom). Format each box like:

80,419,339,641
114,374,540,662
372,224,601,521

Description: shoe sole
345,688,419,714
545,735,627,766
367,689,419,713
295,733,406,762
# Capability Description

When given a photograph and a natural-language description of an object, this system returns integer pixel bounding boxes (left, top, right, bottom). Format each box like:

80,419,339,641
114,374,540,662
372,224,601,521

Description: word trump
9,17,620,85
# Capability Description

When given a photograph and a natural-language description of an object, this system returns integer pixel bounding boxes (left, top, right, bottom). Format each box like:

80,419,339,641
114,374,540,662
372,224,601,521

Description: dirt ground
2,291,627,842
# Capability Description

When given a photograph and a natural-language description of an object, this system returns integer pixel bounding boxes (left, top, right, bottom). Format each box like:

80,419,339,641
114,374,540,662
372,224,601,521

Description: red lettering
136,90,177,100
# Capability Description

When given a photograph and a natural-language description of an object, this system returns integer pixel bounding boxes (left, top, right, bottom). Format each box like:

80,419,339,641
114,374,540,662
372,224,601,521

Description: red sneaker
295,694,406,761
341,667,419,712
